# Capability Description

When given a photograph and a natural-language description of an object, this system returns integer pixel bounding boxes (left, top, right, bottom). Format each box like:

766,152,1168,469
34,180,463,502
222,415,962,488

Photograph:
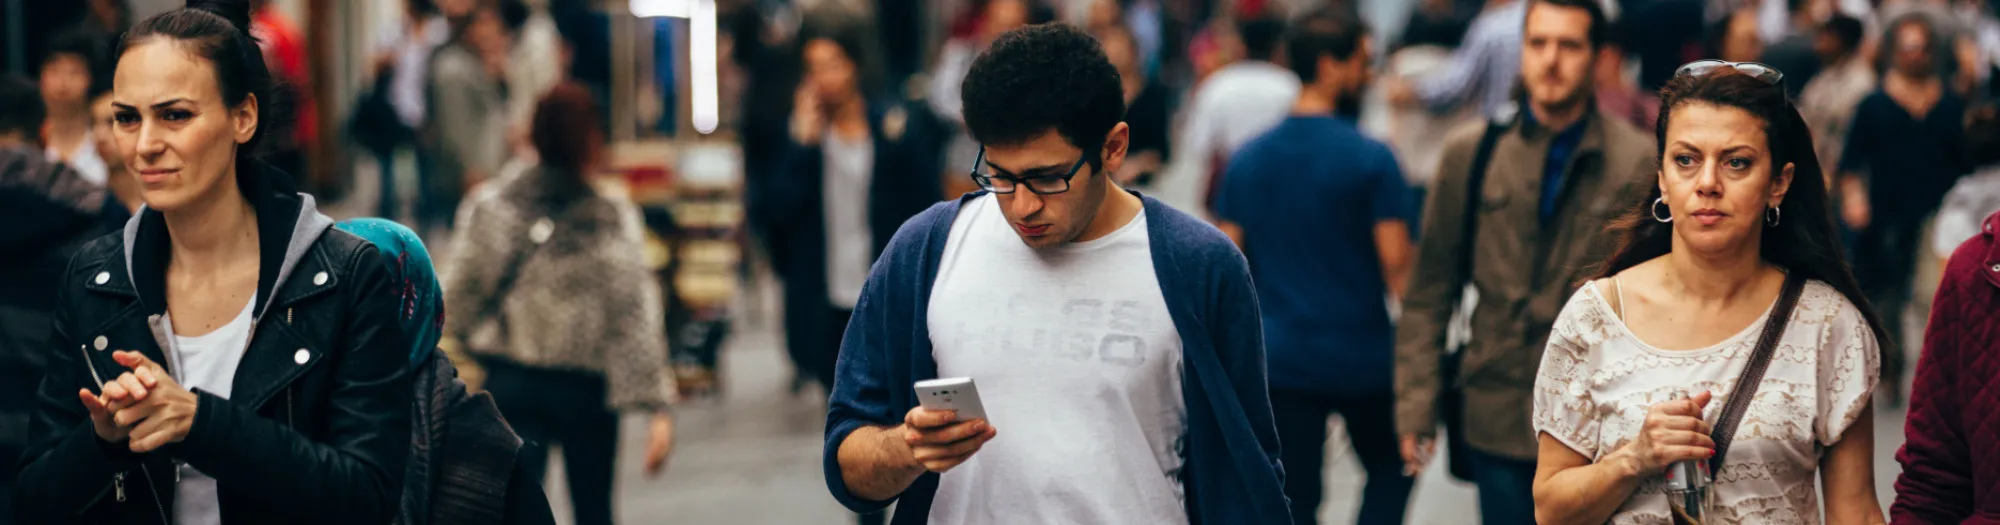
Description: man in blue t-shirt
1215,11,1416,525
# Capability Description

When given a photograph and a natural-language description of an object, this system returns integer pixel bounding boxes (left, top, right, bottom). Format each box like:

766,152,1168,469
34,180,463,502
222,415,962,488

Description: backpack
398,351,555,525
332,218,555,525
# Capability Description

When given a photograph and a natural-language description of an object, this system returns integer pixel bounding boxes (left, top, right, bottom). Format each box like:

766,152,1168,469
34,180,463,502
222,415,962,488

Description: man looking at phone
822,23,1290,524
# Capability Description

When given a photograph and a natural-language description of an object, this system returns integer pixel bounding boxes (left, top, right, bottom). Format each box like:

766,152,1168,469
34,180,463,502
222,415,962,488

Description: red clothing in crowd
253,6,315,146
1893,210,2000,524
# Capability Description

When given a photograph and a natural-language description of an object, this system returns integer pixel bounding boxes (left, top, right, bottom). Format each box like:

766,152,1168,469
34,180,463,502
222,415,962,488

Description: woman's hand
77,351,166,442
643,412,676,478
105,351,200,453
1611,391,1716,478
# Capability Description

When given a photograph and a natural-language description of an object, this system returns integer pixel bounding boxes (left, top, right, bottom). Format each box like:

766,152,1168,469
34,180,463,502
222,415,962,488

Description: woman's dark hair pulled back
118,0,294,196
1593,68,1894,358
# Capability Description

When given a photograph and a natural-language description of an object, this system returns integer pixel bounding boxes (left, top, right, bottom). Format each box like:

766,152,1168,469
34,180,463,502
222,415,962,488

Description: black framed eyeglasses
1674,59,1784,85
969,146,1089,195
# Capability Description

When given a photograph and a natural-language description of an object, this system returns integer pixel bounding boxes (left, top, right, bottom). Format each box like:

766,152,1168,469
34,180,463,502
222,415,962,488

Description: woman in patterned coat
441,83,674,525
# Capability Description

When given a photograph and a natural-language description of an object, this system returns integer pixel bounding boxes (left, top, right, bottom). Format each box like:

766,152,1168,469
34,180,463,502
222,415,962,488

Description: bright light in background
629,0,690,19
631,0,719,134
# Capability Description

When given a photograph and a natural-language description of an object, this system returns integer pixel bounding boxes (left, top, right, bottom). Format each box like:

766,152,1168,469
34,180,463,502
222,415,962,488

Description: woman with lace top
1529,61,1895,525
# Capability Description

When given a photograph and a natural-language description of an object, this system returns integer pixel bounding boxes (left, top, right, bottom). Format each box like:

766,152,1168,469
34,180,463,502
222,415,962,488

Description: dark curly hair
961,23,1125,172
1593,69,1893,358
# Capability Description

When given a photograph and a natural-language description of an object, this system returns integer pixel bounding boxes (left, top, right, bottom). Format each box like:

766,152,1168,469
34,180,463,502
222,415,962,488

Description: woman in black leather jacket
12,1,415,524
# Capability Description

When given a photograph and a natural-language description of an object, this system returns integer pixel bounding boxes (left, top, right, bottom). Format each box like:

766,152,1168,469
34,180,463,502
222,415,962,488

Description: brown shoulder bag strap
1707,272,1808,474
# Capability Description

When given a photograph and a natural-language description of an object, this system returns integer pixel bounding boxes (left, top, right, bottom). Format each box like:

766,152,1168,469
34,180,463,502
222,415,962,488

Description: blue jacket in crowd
821,191,1292,524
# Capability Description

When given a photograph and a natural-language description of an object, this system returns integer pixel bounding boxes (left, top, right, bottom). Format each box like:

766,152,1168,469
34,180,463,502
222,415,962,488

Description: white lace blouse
1532,279,1879,524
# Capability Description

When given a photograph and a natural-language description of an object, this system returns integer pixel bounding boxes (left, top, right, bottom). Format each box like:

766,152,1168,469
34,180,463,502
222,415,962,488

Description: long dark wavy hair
1590,69,1893,356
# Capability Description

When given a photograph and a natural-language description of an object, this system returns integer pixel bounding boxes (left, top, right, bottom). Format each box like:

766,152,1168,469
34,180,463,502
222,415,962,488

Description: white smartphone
913,377,989,422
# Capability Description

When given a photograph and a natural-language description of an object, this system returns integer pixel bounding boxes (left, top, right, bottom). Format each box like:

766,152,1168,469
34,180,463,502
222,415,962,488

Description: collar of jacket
90,160,338,324
1513,100,1606,145
1983,210,2000,288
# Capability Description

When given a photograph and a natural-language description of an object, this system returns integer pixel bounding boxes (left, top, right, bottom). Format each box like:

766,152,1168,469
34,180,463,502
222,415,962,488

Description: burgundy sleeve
1890,243,1981,524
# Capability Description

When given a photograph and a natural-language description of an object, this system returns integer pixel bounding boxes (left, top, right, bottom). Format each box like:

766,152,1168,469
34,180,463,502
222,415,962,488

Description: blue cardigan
821,191,1292,524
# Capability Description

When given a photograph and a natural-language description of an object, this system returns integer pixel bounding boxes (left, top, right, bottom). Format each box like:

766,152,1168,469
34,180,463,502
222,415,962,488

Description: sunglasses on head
1674,60,1785,85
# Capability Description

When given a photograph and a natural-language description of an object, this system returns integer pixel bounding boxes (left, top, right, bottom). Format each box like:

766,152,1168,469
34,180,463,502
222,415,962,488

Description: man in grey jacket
422,0,520,234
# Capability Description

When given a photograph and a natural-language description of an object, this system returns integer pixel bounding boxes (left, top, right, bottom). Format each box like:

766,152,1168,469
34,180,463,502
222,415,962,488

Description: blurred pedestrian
1165,15,1294,216
14,2,417,523
1400,0,1477,49
82,0,133,35
1594,22,1661,132
1715,7,1767,62
1095,23,1173,188
1759,0,1830,96
1626,0,1710,92
441,83,676,525
1532,60,1890,524
85,34,143,218
504,1,563,156
0,74,127,525
423,0,518,234
248,0,314,191
1799,15,1873,178
362,0,448,221
1214,11,1415,525
39,29,111,187
1928,106,2000,263
1385,0,1527,118
824,23,1289,524
767,5,943,403
1838,13,1972,405
1892,109,2000,520
1394,0,1657,523
766,11,942,524
931,0,1033,198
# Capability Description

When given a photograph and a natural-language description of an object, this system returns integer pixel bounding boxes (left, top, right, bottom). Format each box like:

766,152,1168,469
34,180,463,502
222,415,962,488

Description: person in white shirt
1531,60,1891,525
39,30,111,187
1159,16,1298,218
825,23,1289,525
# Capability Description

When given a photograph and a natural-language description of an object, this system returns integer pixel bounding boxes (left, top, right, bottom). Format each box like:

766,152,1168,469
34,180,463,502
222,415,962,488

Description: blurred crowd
4,0,2000,523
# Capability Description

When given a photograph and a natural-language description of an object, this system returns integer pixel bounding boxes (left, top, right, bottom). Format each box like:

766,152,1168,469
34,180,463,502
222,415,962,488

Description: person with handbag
440,83,673,525
1529,61,1892,524
1393,0,1656,521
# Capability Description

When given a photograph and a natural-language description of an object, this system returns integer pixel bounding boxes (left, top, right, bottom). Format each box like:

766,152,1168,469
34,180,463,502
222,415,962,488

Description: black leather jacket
13,187,415,524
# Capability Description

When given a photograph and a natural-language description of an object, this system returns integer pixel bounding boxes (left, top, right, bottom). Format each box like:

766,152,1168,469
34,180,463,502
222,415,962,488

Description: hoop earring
1766,206,1781,227
1652,197,1673,223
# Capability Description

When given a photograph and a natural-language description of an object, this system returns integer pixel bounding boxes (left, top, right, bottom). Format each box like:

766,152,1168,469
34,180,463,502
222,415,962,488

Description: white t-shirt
171,299,256,525
822,131,874,309
1159,60,1299,215
1533,280,1880,525
924,195,1189,524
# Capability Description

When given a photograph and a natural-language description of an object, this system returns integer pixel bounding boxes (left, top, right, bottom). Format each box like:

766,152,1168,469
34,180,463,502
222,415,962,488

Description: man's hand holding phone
901,406,997,474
